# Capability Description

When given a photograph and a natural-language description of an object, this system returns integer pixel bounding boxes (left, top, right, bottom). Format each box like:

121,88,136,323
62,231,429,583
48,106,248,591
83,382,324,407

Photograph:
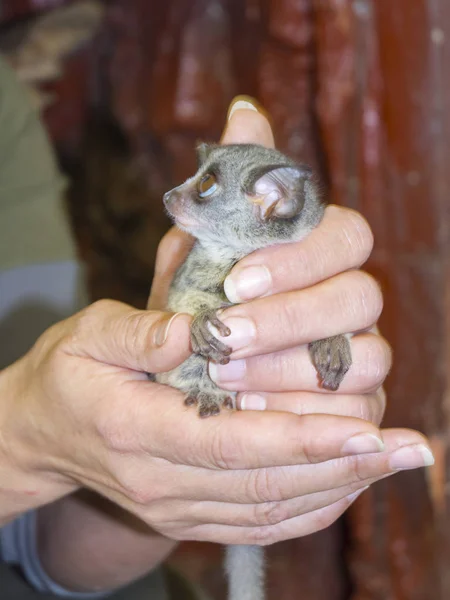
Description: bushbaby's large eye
197,173,218,198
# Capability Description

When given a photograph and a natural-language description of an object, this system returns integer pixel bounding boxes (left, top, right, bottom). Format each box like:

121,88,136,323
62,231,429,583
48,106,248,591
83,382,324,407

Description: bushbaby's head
163,143,323,251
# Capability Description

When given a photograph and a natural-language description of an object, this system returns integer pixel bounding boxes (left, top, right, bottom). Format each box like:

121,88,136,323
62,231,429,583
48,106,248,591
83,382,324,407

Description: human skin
0,100,433,593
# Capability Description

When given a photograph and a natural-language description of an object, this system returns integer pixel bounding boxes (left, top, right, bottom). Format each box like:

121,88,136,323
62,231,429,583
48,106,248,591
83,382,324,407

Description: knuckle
348,271,384,325
81,299,117,323
281,296,308,340
209,426,242,470
346,455,370,484
94,399,139,453
353,394,381,424
360,336,393,390
121,310,154,359
97,417,136,453
253,501,287,527
127,486,159,506
71,300,116,342
345,210,374,265
247,525,279,546
296,425,325,464
257,353,289,390
250,468,284,504
115,468,164,506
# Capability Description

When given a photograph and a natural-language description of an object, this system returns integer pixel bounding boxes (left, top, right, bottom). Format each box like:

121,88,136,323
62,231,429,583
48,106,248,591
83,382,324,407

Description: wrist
0,359,77,525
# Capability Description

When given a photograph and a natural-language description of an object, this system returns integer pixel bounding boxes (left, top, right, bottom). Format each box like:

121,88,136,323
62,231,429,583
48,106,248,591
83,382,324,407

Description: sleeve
0,512,109,599
0,57,77,271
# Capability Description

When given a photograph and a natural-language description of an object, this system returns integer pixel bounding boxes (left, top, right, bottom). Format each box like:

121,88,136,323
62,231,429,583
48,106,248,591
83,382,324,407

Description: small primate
155,143,352,600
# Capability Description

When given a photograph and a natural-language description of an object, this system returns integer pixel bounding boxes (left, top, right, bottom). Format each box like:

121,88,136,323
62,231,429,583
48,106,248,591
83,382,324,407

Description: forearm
37,491,177,593
0,361,75,526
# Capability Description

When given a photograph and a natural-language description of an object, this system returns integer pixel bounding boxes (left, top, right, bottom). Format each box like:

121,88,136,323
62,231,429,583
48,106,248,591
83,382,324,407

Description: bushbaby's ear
196,142,218,166
246,164,312,221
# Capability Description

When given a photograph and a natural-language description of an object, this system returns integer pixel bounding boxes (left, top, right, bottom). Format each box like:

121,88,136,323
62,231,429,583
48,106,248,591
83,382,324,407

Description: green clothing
0,58,76,270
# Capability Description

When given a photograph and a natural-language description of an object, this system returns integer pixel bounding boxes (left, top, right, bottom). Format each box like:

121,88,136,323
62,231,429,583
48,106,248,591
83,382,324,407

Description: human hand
0,289,431,548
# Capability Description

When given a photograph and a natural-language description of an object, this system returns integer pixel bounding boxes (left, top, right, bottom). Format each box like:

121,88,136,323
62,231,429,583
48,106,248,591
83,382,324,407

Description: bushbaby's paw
309,335,352,391
191,309,232,364
185,392,234,418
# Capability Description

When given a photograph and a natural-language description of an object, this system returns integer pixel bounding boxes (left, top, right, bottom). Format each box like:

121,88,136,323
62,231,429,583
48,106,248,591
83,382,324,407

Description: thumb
67,300,192,373
221,95,275,147
147,227,194,310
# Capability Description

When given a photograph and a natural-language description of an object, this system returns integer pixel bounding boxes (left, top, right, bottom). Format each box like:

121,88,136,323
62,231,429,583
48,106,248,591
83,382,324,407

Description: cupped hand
3,296,431,546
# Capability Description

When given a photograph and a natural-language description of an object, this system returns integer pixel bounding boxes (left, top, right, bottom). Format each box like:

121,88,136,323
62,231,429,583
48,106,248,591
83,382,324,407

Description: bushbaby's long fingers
197,327,232,355
191,330,231,364
209,270,383,360
210,333,390,395
223,205,373,303
208,316,231,337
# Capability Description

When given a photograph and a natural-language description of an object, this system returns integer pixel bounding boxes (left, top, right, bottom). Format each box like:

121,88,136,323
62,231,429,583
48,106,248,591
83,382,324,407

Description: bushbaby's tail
225,544,265,600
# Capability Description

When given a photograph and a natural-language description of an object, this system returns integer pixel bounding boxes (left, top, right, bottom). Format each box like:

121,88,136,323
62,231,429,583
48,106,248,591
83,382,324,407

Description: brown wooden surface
3,0,449,598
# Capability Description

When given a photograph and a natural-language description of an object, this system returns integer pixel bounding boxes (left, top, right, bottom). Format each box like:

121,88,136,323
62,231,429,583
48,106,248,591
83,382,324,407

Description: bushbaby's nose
163,188,188,219
163,188,186,208
163,189,177,208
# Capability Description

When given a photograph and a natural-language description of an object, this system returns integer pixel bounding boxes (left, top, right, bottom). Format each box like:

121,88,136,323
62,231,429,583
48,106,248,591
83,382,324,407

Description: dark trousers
0,563,203,600
0,563,169,600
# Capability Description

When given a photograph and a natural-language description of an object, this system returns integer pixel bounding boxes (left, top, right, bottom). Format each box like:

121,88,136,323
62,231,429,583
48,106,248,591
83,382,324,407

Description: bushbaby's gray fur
155,143,352,600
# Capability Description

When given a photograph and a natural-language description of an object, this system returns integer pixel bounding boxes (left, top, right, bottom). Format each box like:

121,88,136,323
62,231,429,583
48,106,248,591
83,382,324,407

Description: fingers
174,495,360,545
221,97,275,147
159,480,376,529
66,300,192,373
140,480,373,539
170,428,433,504
236,389,386,426
126,391,384,470
214,270,383,360
223,205,374,303
210,333,391,394
147,227,194,310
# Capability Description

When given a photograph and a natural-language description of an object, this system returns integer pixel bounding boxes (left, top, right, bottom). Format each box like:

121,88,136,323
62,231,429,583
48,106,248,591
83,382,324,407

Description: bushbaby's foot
184,392,235,418
191,309,232,364
309,335,352,391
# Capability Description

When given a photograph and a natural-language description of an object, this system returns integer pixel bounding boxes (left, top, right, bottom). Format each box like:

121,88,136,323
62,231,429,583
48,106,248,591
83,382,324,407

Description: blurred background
1,0,449,598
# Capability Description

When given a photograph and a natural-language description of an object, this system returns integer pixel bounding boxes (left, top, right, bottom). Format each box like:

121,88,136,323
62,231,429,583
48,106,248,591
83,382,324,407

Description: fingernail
240,394,266,411
389,444,435,471
347,486,369,503
209,317,256,352
209,359,246,384
153,313,180,347
341,433,385,456
227,95,259,121
224,265,272,303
